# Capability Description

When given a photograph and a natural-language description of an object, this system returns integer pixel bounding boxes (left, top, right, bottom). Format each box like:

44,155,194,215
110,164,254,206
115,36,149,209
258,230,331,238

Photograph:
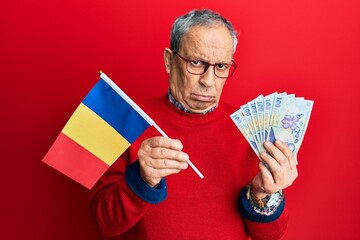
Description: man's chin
189,104,216,113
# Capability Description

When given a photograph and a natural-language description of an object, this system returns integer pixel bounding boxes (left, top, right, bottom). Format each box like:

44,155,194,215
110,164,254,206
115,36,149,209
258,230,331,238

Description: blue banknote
231,92,313,164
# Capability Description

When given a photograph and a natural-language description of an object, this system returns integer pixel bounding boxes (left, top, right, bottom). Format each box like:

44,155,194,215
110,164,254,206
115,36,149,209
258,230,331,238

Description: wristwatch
247,185,282,208
262,192,281,207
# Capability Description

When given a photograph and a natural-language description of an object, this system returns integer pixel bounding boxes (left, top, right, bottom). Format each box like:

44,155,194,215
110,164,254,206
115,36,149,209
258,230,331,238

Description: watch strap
246,184,282,208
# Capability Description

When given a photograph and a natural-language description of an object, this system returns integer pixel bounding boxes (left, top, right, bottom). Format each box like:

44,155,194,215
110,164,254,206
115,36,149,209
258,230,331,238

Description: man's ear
163,48,173,74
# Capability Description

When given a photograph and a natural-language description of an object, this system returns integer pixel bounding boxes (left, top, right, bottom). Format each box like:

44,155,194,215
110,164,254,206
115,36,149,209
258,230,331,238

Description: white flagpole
99,71,204,179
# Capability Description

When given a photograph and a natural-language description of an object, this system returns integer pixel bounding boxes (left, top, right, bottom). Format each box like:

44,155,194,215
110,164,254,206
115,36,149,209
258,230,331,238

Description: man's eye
190,60,204,67
216,64,229,71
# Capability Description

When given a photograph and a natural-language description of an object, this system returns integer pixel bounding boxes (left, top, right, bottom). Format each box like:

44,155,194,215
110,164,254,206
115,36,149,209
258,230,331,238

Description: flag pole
99,71,204,179
151,122,204,179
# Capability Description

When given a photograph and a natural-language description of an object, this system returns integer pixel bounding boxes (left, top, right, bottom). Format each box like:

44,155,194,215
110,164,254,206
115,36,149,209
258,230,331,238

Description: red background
2,0,360,239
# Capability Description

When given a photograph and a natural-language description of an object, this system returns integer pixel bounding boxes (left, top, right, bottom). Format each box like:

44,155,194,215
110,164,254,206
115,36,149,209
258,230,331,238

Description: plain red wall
2,0,360,239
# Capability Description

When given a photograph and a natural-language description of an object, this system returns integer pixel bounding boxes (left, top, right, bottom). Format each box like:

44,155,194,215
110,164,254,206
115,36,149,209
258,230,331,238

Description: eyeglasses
172,50,237,79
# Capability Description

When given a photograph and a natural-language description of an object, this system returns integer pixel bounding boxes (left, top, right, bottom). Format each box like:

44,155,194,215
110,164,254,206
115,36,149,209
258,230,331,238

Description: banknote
268,95,313,162
240,105,258,144
255,95,265,143
240,104,266,154
230,110,260,157
248,100,261,144
263,92,277,141
231,92,313,164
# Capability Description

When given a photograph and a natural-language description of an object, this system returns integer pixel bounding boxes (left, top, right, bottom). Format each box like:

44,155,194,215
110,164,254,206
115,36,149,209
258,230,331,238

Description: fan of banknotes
230,92,314,163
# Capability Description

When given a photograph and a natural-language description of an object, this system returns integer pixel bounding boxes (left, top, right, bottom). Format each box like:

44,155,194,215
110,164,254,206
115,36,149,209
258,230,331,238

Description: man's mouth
192,94,213,102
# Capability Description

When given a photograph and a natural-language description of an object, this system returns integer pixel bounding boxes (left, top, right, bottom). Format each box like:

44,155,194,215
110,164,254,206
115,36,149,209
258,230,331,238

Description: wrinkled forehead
179,25,234,62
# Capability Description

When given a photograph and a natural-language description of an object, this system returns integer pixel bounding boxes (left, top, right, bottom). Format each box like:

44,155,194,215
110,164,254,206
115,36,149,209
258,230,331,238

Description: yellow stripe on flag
62,103,130,166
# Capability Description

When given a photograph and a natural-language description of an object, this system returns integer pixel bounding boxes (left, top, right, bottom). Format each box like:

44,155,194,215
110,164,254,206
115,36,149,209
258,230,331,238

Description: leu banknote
231,92,313,164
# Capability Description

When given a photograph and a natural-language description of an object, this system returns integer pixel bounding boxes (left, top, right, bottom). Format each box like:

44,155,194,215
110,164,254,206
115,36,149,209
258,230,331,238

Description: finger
258,161,276,192
274,140,296,169
150,147,189,163
264,141,288,166
148,137,184,151
260,151,284,183
147,157,189,170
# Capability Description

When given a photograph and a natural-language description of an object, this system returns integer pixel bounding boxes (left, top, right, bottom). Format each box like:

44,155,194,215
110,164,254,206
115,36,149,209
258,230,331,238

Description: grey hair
170,9,238,53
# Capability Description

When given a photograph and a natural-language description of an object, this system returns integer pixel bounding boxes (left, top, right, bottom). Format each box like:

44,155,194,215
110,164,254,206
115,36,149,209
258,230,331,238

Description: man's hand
137,136,189,187
251,140,298,199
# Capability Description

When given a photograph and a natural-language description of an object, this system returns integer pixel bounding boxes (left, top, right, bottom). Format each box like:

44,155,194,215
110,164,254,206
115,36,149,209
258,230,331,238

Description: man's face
164,25,234,113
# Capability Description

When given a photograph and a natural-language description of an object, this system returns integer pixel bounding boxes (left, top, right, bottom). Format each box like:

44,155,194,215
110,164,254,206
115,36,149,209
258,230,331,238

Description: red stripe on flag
42,132,110,189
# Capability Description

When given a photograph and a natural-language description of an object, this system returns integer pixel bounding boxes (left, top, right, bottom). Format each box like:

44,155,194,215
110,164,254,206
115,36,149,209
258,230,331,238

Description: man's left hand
251,140,298,200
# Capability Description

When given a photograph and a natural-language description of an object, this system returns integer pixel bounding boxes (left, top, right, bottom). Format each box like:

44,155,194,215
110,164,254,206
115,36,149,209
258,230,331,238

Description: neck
167,89,217,114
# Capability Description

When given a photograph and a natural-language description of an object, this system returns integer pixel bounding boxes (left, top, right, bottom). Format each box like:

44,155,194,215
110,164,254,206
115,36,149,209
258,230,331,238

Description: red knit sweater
90,96,289,240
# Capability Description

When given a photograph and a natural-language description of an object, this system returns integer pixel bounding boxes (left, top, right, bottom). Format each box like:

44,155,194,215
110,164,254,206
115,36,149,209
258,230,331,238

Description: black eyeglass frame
172,50,237,79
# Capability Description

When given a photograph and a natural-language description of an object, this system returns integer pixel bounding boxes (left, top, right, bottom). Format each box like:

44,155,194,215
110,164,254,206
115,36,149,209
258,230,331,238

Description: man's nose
199,65,216,87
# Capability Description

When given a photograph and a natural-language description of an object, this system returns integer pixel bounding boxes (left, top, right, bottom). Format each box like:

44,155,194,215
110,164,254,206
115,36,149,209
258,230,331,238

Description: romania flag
42,72,153,189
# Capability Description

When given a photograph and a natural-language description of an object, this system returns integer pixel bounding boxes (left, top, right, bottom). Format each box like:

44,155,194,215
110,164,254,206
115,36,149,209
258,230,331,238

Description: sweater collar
167,89,218,115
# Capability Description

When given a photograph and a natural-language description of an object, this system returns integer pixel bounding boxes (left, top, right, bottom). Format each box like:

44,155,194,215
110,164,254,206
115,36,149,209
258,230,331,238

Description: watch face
267,192,280,207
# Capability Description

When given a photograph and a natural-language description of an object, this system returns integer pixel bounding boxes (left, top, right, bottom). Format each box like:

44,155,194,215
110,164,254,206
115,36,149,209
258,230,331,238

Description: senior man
90,9,297,240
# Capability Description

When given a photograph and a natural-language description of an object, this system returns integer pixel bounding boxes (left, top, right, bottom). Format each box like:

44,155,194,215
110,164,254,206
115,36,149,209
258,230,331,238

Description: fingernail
184,163,189,169
176,140,183,149
264,141,271,147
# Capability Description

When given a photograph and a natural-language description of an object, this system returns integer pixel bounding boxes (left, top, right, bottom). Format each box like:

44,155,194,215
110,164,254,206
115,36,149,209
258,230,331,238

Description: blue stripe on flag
82,79,151,143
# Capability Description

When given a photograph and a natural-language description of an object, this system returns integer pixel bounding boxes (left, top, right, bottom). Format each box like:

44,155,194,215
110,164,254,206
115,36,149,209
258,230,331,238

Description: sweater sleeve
239,187,289,240
89,151,167,237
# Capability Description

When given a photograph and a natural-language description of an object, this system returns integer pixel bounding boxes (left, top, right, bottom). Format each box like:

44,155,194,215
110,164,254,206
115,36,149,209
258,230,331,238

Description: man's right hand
137,136,189,187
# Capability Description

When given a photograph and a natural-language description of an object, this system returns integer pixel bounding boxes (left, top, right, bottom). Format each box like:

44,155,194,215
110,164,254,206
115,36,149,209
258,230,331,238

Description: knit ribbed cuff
125,161,167,204
239,187,285,223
